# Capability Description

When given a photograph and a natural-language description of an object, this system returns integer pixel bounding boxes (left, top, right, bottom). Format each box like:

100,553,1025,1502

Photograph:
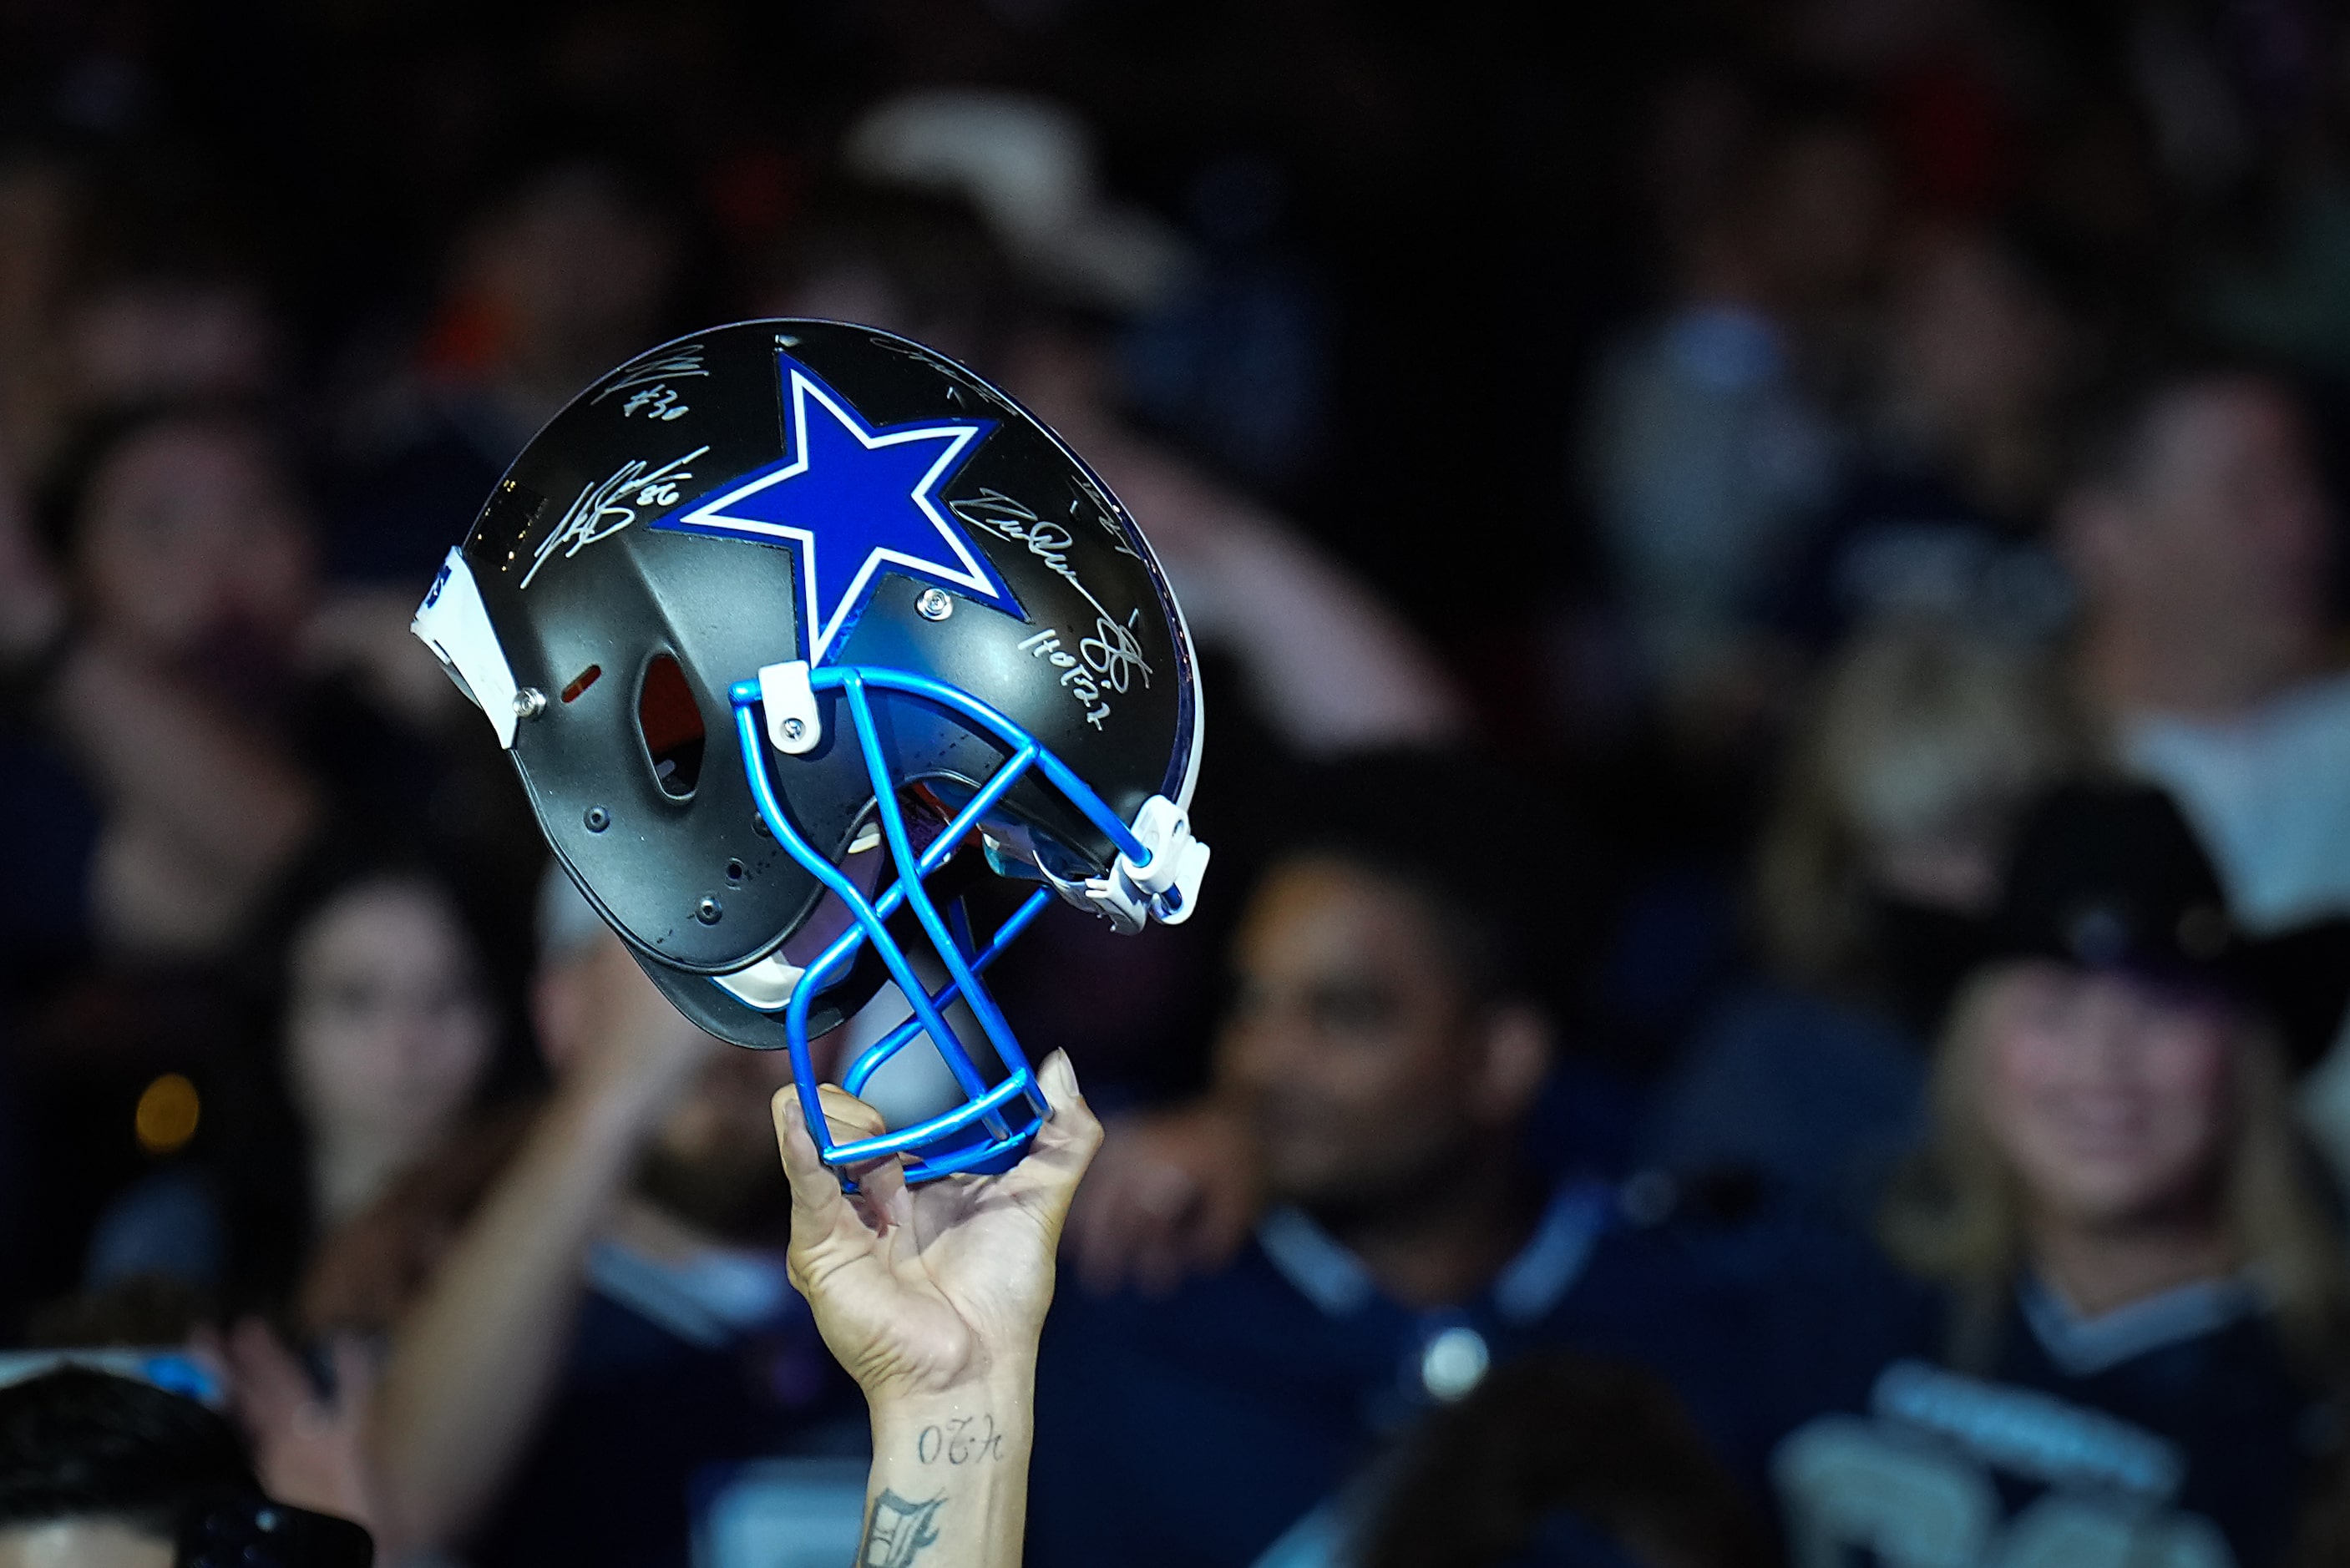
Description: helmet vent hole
636,653,706,799
561,664,602,703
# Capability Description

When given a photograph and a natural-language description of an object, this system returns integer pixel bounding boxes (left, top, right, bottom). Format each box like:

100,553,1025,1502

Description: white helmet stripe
412,548,523,749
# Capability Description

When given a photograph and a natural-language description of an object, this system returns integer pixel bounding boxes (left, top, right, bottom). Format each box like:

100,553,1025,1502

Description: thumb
775,1089,848,1242
1012,1051,1105,1234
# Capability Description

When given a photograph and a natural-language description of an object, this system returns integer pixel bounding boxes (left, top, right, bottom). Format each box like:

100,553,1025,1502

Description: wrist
860,1386,1032,1568
869,1373,1034,1454
868,1368,1036,1433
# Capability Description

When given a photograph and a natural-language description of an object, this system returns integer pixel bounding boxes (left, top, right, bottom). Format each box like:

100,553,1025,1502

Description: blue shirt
467,1239,862,1568
1774,1275,2327,1568
1029,1178,1860,1568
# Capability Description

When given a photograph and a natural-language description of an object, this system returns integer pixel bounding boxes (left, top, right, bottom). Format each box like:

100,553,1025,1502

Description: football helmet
413,321,1207,1181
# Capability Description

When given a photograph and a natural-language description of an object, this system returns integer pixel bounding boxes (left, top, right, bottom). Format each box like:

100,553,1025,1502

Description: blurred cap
842,89,1193,315
1988,781,2350,1067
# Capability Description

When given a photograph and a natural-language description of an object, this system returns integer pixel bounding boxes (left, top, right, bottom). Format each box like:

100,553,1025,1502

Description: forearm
1183,523,1464,751
51,643,317,869
859,1377,1035,1568
367,1081,651,1550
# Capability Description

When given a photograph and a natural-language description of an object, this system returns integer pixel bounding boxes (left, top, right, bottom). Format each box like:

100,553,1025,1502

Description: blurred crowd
10,0,2350,1565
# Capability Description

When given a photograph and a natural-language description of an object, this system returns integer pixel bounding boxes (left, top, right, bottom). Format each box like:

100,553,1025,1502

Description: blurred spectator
1032,753,1798,1568
2064,369,2332,746
1775,222,2082,650
0,441,83,994
38,407,321,959
1645,619,2093,1222
2056,367,2350,1168
754,178,1020,372
357,874,857,1568
805,92,1466,757
1118,154,1331,497
0,1365,369,1568
839,89,1193,321
0,149,86,480
1583,93,1888,728
1002,320,1466,755
80,857,512,1307
330,161,686,585
1355,1353,1775,1568
20,400,524,971
1773,782,2350,1568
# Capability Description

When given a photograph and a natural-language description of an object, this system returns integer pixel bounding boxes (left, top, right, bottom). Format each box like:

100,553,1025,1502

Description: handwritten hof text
522,447,709,589
1018,623,1146,730
955,488,1152,728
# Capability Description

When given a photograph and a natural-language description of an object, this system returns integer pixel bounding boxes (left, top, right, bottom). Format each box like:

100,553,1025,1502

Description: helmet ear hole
636,652,707,798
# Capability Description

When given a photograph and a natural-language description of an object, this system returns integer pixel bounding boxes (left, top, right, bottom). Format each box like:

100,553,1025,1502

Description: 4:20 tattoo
916,1414,1005,1465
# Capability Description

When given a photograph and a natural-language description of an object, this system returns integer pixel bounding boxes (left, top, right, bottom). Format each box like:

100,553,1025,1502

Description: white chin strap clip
1084,795,1211,935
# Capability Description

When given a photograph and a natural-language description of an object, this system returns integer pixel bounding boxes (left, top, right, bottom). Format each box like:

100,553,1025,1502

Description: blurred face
1976,963,2236,1229
1863,812,2008,916
0,1520,170,1568
76,419,313,661
1891,230,2067,435
286,880,494,1169
1216,858,1491,1213
2097,380,2330,658
468,171,676,387
1751,124,1889,308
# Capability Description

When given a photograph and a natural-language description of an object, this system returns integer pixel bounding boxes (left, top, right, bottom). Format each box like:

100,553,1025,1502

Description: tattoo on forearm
861,1490,945,1566
916,1414,1005,1465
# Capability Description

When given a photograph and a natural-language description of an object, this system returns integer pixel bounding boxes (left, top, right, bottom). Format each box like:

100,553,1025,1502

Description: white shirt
2121,670,2350,930
2120,670,2350,1176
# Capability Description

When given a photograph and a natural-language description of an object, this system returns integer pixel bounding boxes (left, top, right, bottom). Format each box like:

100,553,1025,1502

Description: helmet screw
780,716,806,741
512,687,548,720
696,896,723,924
916,587,955,621
584,805,610,832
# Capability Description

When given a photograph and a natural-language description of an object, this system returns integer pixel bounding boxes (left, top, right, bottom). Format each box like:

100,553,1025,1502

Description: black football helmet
413,321,1207,1180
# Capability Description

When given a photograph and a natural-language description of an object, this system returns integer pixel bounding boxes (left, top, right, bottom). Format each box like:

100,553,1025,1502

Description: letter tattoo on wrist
915,1414,1006,1466
860,1489,945,1566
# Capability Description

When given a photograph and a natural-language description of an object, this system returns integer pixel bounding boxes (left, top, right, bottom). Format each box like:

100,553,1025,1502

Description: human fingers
1036,1051,1102,1156
1008,1052,1104,1236
327,1335,380,1416
222,1318,315,1430
777,1090,858,1287
815,1082,910,1222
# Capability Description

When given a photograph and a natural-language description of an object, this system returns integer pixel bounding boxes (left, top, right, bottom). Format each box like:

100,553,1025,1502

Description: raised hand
206,1320,385,1539
777,1051,1102,1568
775,1051,1102,1404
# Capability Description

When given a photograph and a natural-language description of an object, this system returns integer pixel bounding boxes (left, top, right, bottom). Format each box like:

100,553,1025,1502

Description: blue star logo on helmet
651,355,1021,663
